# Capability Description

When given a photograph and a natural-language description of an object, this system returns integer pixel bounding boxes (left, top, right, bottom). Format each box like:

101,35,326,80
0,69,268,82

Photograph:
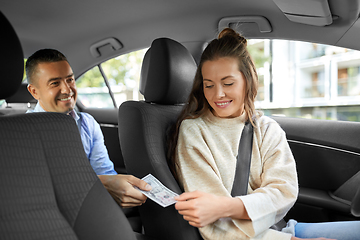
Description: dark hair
167,28,259,179
26,49,68,85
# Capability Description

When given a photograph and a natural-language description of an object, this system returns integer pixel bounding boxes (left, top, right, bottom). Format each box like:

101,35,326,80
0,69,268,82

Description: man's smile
59,96,72,101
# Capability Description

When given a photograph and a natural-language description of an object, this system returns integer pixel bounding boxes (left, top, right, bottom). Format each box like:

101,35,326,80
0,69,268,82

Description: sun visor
273,0,333,26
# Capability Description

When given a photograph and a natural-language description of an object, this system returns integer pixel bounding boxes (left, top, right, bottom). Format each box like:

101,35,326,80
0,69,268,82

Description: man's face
28,61,77,114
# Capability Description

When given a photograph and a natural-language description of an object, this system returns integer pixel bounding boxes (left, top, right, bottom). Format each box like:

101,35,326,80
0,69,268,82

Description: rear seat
0,83,36,115
1,77,144,233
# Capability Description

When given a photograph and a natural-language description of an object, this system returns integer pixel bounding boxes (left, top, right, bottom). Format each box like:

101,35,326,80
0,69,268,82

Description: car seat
118,37,202,240
1,83,37,115
0,11,152,240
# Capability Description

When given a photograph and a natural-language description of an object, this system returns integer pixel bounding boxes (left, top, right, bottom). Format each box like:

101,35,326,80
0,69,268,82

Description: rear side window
76,49,147,109
76,66,114,108
249,39,360,122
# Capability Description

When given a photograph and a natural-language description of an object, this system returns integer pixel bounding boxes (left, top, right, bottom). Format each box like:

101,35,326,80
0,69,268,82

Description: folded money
137,174,179,207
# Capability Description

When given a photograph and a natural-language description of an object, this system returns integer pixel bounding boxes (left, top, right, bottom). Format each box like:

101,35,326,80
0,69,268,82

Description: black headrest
0,11,24,100
5,83,36,104
140,38,197,105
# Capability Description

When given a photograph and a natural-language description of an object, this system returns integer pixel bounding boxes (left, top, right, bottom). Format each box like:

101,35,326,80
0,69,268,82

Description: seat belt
231,121,253,197
231,121,286,231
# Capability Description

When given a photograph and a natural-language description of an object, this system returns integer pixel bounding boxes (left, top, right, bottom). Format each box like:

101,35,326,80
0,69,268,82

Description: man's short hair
26,49,68,85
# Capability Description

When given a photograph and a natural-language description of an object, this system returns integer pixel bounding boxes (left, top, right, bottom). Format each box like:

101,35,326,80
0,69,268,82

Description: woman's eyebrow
203,75,235,82
221,75,234,80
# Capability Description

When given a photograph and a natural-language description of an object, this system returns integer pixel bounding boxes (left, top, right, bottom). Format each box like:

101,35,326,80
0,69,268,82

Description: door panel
272,116,360,222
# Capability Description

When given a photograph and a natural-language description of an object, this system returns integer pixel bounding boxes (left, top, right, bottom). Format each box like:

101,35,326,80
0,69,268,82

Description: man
26,49,150,208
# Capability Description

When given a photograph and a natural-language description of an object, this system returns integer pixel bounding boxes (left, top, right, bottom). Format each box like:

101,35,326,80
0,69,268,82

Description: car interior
1,0,360,239
119,37,202,240
0,10,155,240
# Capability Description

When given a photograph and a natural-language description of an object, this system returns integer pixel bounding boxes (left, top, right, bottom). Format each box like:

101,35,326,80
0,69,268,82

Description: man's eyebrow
47,73,74,83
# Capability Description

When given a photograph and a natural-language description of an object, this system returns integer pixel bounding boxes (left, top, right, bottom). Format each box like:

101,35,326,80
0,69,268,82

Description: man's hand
98,174,152,208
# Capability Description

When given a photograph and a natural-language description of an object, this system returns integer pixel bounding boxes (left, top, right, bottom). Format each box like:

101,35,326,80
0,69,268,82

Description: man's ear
27,84,40,100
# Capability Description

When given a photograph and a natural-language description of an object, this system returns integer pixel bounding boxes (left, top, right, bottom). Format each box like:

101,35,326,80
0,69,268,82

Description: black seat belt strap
230,120,287,231
231,121,253,197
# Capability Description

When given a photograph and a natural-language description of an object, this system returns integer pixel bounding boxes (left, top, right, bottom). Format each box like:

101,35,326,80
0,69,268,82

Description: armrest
298,188,351,213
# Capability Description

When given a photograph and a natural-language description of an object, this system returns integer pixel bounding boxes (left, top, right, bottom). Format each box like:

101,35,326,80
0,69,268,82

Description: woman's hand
174,190,249,228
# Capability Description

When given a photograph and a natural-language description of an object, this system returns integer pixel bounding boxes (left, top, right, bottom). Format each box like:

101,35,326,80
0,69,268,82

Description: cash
137,174,179,207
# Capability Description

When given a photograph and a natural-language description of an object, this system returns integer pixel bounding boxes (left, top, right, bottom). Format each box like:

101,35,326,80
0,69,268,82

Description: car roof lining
1,0,360,77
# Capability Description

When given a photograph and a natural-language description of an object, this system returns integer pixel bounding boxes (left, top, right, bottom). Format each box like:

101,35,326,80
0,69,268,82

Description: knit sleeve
176,120,227,195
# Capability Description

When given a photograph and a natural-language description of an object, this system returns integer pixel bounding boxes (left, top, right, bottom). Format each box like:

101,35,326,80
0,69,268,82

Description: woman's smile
214,100,232,108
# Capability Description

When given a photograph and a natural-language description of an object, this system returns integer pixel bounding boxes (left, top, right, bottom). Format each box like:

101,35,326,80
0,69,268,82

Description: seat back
1,83,37,115
0,11,136,240
0,113,137,240
118,38,202,240
0,11,23,99
5,83,37,104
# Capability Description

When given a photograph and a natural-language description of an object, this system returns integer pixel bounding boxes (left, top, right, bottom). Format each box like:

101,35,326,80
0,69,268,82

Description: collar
33,102,80,122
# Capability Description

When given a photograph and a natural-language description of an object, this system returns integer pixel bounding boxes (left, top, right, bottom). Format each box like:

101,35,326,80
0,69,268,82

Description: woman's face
202,57,246,118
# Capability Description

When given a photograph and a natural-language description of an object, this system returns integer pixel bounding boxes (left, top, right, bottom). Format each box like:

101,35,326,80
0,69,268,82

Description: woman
168,28,360,240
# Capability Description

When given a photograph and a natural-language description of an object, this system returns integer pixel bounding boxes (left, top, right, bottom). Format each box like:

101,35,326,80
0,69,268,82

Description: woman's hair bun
218,28,247,46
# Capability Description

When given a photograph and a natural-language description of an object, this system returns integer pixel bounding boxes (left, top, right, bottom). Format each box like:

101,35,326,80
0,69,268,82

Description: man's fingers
127,175,152,191
120,194,146,204
118,199,145,208
121,202,143,208
109,189,146,208
98,174,151,207
122,186,147,202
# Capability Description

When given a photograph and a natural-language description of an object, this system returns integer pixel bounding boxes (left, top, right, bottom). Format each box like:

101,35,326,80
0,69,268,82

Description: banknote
137,174,179,207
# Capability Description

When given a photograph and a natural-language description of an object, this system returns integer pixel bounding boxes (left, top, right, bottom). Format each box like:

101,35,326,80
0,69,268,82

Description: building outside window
251,39,360,122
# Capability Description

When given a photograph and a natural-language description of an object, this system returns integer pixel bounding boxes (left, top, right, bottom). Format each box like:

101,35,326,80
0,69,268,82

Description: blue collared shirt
27,103,117,175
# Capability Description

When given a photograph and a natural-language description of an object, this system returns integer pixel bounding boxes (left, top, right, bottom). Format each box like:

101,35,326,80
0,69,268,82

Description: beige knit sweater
176,110,298,240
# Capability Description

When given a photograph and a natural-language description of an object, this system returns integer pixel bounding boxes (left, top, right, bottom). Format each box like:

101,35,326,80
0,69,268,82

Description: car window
76,66,114,108
76,49,147,109
250,39,360,122
3,44,359,123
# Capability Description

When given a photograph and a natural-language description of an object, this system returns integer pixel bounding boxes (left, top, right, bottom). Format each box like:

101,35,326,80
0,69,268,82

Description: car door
273,116,360,222
250,38,360,222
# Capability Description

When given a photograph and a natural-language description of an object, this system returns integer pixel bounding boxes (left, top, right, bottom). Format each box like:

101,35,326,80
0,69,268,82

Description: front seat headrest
5,83,36,104
140,37,197,105
0,11,24,100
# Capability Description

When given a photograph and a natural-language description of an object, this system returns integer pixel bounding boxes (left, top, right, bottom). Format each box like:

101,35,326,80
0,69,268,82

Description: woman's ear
27,84,40,100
